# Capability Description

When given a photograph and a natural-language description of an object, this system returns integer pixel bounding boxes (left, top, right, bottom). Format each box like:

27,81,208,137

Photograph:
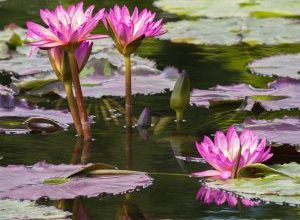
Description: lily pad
0,199,70,220
190,78,300,111
160,17,300,46
248,53,300,79
0,161,152,200
204,163,300,205
236,116,300,146
154,0,300,18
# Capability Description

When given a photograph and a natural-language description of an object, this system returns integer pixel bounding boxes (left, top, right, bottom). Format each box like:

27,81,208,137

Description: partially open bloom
26,2,106,53
48,41,92,81
196,187,260,207
104,5,166,55
193,126,272,179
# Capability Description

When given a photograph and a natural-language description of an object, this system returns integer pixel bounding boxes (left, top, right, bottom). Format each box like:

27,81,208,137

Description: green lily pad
154,0,300,18
0,199,70,219
204,163,300,205
160,17,300,45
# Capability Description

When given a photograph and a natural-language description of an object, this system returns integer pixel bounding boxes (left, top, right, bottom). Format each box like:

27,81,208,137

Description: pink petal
192,170,221,178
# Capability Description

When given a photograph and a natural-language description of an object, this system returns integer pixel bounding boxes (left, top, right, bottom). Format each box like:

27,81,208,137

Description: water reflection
196,186,260,208
55,138,92,219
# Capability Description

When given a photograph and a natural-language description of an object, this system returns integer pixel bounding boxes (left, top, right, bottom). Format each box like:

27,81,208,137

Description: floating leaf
160,18,300,45
0,161,152,200
0,200,70,220
248,53,300,79
190,78,300,111
154,0,300,18
237,163,294,178
204,163,300,205
236,117,300,146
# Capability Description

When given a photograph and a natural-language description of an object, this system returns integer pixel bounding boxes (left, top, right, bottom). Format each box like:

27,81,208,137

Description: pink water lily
26,2,107,53
48,41,92,80
193,126,272,179
196,187,260,207
104,5,166,55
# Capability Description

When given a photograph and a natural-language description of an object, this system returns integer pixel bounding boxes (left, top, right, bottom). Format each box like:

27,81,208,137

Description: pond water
0,0,300,219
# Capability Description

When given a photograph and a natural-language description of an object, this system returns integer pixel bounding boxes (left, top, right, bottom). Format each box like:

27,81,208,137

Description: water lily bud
137,107,151,128
48,41,92,83
170,72,190,121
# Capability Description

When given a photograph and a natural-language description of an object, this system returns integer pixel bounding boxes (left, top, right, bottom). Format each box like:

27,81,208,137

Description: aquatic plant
26,2,107,140
170,72,190,121
196,186,260,207
193,126,273,179
104,5,166,127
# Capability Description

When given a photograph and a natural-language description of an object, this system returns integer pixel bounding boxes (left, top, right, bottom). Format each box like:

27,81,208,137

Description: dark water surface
0,0,300,219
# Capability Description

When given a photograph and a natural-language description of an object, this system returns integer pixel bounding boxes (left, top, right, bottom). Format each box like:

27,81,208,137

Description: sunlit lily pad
160,18,300,45
190,78,300,111
0,161,152,200
248,53,300,79
0,199,70,220
204,163,300,205
236,116,300,146
154,0,300,18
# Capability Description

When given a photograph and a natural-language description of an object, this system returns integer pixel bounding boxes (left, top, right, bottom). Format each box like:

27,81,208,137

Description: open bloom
196,187,260,207
26,2,106,53
193,126,272,179
104,5,166,55
48,41,92,81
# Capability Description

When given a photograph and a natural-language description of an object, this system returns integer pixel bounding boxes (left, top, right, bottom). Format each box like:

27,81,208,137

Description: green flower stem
124,55,132,128
232,145,243,178
176,110,183,122
68,51,92,141
64,82,83,137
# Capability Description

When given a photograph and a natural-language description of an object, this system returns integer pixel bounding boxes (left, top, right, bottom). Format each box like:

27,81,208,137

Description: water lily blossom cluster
196,187,260,207
104,5,166,127
26,2,166,137
193,126,273,179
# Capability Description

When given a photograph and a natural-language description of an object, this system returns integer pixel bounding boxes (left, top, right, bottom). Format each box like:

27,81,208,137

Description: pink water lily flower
196,187,260,207
48,41,92,81
26,2,107,53
193,126,272,179
104,5,166,55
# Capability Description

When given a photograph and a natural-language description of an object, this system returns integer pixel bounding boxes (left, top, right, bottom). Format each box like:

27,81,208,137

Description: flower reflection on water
196,187,260,207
